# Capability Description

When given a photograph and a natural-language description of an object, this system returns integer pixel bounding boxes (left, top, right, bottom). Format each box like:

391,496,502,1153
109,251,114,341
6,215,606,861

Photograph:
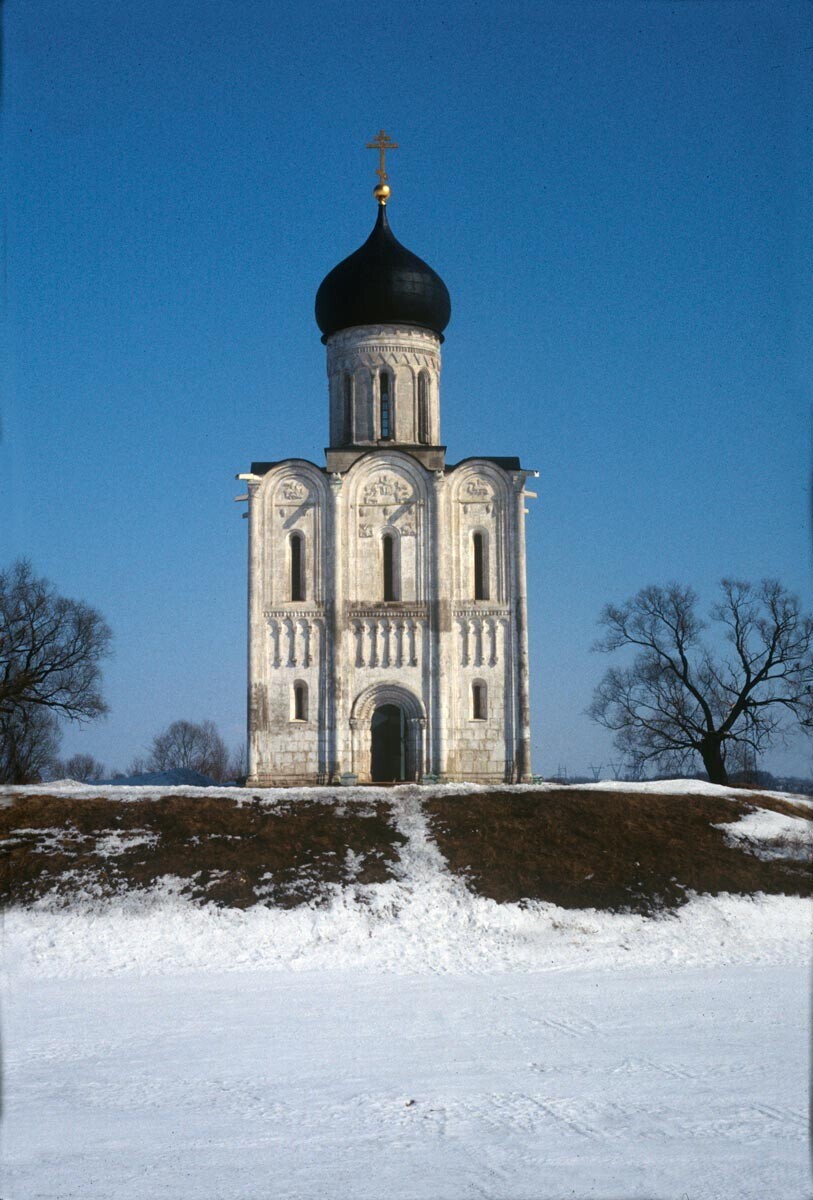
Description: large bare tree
588,579,813,785
0,560,112,722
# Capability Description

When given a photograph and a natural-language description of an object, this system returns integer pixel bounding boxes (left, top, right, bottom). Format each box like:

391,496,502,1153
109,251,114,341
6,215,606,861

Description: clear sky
3,0,811,778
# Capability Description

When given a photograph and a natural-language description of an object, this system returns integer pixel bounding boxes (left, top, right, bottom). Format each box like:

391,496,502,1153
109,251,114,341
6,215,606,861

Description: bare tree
146,720,230,782
588,579,813,786
0,704,63,783
0,560,112,722
62,753,106,782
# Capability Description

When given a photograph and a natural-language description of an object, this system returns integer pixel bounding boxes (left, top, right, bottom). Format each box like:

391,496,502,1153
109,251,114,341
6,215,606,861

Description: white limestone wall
246,462,331,785
443,462,521,781
244,448,534,786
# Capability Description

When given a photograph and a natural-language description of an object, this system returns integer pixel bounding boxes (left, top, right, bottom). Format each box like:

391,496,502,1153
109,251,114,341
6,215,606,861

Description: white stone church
239,139,536,785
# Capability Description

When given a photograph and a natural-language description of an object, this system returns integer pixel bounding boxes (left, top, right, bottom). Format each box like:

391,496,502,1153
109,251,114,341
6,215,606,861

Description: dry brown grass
425,789,812,914
0,793,405,908
1,786,809,914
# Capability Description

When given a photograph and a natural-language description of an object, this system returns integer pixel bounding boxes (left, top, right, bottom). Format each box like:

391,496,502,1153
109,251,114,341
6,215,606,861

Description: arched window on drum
379,371,394,440
417,372,430,444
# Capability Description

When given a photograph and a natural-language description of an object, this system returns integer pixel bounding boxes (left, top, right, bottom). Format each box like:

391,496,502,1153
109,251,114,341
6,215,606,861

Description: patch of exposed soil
0,794,405,909
425,790,812,914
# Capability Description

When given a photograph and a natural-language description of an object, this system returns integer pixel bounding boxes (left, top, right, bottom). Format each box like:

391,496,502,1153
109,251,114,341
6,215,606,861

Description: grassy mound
0,793,404,908
1,785,809,914
426,789,811,914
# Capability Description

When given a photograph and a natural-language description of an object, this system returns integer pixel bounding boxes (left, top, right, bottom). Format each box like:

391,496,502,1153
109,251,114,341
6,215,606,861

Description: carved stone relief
361,473,413,506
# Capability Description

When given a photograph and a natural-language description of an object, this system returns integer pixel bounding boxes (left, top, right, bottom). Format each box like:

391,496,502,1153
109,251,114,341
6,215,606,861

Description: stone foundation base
245,770,521,788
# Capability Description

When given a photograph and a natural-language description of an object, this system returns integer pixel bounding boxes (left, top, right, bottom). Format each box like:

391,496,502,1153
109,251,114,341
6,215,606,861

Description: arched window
473,531,488,601
472,681,487,720
293,681,308,721
382,532,398,601
342,372,354,443
290,532,305,601
380,371,393,439
417,373,429,444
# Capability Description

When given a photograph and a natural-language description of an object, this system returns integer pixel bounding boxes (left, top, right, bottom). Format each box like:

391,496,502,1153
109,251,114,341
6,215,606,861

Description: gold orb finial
366,129,398,205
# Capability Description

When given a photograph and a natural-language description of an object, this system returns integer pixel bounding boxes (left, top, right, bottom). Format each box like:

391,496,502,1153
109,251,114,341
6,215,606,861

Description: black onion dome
315,204,451,340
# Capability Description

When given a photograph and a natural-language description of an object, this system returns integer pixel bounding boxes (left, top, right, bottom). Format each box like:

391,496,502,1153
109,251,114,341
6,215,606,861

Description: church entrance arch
350,684,426,783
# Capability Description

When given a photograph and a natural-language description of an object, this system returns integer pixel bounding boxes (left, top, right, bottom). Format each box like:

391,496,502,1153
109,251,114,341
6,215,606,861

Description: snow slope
6,784,810,979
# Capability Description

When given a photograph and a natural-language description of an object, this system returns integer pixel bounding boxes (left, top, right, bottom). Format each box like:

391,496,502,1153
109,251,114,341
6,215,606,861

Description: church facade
240,138,536,785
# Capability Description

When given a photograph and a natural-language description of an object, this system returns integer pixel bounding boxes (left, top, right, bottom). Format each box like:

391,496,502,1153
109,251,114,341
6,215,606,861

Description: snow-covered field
6,962,809,1200
3,781,811,1199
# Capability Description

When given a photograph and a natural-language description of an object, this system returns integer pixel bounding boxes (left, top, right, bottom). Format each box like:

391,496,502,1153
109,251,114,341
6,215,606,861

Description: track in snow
4,964,809,1200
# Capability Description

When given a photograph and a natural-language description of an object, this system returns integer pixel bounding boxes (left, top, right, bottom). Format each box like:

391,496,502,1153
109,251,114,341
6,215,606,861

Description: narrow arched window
472,681,487,720
473,531,487,600
343,373,353,442
293,682,308,721
417,374,429,444
382,532,397,601
290,532,305,601
380,372,392,439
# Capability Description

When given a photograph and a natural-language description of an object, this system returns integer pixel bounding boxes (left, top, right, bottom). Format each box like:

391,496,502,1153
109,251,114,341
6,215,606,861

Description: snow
717,807,812,862
5,774,811,805
3,779,811,1198
4,965,809,1200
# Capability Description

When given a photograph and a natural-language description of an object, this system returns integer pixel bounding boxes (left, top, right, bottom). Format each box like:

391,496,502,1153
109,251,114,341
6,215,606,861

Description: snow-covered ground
6,963,809,1200
716,807,812,861
3,781,811,1199
6,774,812,804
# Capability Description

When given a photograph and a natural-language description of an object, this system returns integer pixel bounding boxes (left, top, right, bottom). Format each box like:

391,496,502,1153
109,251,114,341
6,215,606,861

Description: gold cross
366,129,398,185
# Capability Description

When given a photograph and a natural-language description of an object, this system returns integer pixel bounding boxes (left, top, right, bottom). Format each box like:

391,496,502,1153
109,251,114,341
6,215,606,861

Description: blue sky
3,0,811,777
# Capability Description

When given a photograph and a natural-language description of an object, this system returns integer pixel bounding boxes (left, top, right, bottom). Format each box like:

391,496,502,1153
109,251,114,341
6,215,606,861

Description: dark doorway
371,704,406,781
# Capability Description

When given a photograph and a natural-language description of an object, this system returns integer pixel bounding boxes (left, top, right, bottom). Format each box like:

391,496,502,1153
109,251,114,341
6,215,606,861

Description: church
239,133,536,785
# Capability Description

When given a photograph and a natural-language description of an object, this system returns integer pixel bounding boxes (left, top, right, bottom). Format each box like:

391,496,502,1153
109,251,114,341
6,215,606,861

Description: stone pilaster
512,473,533,781
431,468,450,779
328,471,344,779
246,477,263,783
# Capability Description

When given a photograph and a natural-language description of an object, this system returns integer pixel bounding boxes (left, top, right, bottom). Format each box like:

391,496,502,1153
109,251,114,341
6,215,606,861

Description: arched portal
371,704,406,781
350,683,427,783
